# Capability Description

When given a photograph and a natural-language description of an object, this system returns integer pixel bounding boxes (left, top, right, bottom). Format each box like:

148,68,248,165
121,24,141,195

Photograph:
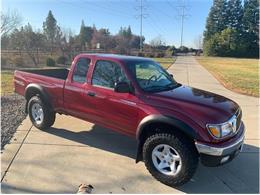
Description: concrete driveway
1,56,259,193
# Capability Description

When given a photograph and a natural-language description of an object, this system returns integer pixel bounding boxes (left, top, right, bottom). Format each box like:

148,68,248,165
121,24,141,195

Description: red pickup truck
14,54,244,187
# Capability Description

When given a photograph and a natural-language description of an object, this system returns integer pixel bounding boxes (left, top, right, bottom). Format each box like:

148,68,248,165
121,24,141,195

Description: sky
2,0,212,48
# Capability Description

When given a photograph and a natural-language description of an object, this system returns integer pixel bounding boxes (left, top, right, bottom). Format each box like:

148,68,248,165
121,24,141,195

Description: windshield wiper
143,83,180,92
143,85,164,91
165,82,180,89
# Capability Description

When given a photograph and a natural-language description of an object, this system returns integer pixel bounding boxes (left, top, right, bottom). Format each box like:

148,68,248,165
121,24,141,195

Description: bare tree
17,23,45,66
57,27,77,59
61,27,75,43
150,35,165,48
1,10,22,36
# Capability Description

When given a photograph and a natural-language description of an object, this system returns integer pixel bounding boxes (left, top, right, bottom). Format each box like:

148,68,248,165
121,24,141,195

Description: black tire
28,96,56,130
143,133,198,187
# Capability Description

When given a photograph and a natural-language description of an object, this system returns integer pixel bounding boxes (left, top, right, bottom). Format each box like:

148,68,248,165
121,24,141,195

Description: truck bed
21,68,69,80
14,68,69,110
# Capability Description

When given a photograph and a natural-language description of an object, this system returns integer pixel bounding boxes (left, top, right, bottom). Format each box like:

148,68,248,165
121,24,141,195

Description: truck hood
147,85,239,127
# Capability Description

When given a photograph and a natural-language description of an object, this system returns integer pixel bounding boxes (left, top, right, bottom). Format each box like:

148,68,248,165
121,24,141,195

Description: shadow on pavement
43,125,259,193
47,125,137,159
1,183,60,194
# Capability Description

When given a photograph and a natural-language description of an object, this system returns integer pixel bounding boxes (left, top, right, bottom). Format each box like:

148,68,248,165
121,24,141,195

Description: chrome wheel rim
152,144,182,176
31,103,44,125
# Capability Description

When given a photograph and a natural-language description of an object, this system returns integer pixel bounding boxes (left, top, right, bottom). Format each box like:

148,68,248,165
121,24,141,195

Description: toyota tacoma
14,54,244,187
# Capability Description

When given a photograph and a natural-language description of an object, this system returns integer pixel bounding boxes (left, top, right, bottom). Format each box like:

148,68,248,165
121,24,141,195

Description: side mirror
114,82,131,93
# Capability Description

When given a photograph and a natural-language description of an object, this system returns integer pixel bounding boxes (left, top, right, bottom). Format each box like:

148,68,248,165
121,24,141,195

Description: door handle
87,91,96,97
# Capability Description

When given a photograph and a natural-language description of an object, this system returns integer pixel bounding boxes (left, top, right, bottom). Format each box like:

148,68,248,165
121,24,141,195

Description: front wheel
28,96,56,130
143,133,198,187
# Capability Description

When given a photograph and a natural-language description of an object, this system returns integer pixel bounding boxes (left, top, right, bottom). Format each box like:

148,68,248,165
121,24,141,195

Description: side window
72,58,90,83
92,60,128,89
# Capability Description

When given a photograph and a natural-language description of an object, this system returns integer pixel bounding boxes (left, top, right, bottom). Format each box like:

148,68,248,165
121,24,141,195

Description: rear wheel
143,133,198,187
28,96,55,129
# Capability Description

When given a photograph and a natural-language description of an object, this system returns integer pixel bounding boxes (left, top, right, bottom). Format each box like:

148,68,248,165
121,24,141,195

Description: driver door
88,60,139,135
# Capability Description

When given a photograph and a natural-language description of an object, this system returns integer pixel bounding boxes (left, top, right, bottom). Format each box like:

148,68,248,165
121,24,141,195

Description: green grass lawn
153,57,176,69
1,71,14,95
196,56,259,97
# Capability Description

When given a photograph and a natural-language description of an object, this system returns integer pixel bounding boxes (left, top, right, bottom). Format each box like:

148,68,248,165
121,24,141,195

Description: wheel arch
25,84,53,113
135,115,197,163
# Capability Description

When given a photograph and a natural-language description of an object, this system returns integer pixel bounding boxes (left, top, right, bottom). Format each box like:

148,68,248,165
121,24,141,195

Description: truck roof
77,53,153,63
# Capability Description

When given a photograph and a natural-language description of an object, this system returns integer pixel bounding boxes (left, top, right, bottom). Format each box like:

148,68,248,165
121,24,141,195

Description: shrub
137,52,144,57
165,48,174,57
56,56,68,65
148,53,155,58
144,53,154,58
156,52,165,58
46,57,55,67
12,57,24,67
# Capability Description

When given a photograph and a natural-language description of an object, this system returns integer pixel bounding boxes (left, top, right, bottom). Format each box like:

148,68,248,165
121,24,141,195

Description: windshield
126,60,180,92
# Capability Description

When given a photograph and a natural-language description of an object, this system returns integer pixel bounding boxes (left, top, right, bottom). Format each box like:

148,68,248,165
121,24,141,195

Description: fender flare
135,114,197,163
24,84,53,112
136,114,197,140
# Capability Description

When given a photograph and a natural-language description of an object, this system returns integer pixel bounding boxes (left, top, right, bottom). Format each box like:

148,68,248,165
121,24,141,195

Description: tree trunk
36,48,39,65
50,40,54,56
19,48,22,56
27,52,38,66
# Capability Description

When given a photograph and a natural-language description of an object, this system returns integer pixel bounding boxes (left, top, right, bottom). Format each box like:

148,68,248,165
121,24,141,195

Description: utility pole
140,0,143,51
180,5,185,48
135,0,147,52
170,0,190,48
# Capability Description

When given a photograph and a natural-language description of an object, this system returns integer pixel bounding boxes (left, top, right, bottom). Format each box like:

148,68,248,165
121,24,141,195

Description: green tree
241,0,259,57
118,27,124,36
126,26,132,39
43,10,59,55
118,26,132,38
224,0,243,56
226,0,243,30
204,28,237,57
203,0,259,57
116,26,134,54
218,28,237,56
79,20,93,50
203,33,220,56
204,0,228,41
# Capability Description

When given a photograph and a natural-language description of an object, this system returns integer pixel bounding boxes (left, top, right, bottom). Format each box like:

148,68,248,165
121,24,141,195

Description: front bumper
195,122,245,167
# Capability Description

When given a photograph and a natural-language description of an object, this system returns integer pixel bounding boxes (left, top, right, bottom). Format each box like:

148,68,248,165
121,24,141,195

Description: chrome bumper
195,128,245,156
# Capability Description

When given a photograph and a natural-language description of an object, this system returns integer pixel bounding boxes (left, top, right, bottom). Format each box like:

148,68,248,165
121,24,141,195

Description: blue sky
2,0,212,48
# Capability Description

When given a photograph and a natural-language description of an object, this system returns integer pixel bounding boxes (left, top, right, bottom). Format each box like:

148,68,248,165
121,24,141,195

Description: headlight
207,116,237,138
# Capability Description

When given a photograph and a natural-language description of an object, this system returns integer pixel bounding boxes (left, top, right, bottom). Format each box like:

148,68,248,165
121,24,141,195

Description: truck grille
235,109,242,130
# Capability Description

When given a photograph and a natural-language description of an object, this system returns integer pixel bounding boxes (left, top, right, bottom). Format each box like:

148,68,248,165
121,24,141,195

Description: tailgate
14,70,27,96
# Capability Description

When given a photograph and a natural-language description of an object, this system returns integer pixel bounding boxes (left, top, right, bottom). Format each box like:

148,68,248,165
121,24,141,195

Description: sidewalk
1,56,259,193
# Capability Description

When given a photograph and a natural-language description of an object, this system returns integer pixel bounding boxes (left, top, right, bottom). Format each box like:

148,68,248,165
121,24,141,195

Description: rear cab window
92,60,128,89
72,58,91,83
